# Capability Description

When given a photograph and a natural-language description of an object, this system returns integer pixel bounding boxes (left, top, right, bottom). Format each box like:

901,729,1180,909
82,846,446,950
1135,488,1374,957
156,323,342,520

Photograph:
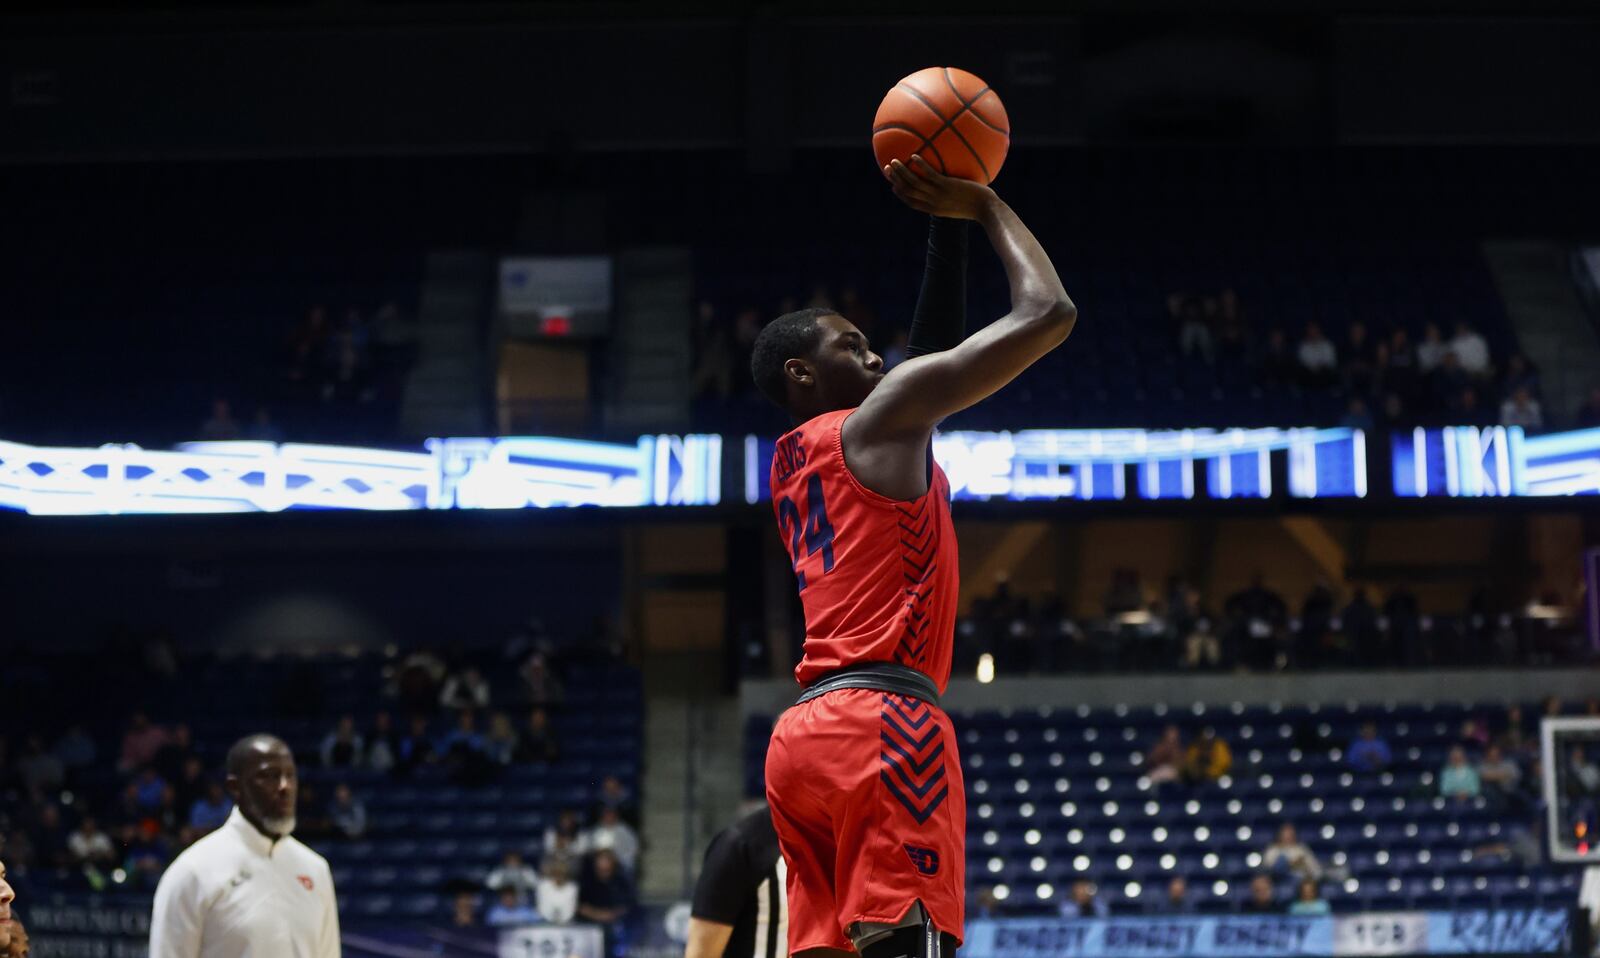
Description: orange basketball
872,67,1010,185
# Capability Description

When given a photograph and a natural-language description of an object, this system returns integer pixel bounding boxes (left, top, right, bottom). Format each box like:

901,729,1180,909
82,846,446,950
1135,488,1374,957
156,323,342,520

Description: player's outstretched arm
855,158,1075,437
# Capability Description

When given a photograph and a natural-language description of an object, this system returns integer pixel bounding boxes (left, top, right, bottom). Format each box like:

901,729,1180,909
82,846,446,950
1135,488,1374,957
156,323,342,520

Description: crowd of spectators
975,694,1600,918
689,275,1598,434
195,301,413,446
1169,289,1565,432
0,627,638,937
955,572,1588,677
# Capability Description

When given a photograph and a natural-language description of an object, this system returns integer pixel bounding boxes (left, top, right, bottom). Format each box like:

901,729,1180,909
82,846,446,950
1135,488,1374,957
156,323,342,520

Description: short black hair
750,307,834,406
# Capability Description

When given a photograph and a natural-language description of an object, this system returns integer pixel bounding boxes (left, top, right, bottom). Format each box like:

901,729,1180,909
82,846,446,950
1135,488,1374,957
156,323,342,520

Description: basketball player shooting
751,155,1076,958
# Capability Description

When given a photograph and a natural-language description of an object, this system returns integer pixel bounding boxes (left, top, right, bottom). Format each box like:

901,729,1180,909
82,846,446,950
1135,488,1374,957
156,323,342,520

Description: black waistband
795,663,941,708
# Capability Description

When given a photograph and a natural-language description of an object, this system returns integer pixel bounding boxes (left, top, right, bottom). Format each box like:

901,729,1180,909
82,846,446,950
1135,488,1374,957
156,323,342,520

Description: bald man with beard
150,735,340,957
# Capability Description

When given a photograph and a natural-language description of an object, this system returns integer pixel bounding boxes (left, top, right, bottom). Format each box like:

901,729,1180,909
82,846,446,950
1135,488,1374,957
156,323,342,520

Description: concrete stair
399,250,491,438
1482,240,1600,421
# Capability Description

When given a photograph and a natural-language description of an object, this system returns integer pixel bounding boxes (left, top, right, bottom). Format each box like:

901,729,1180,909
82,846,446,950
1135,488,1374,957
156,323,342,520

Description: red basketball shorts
765,689,967,954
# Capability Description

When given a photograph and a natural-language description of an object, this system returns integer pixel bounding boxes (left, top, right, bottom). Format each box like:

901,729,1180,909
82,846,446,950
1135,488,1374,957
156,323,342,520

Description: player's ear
783,358,814,388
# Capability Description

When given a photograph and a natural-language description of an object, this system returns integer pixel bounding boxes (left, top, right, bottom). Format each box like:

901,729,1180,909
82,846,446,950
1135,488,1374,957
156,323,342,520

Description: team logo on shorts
903,843,940,876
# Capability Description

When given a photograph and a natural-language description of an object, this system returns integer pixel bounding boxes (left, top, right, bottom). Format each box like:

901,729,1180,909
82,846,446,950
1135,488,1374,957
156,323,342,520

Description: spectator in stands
1242,874,1279,914
1147,725,1185,786
1181,614,1222,671
188,780,232,834
397,714,439,774
1340,398,1375,431
1183,728,1233,784
1501,353,1540,397
1499,386,1544,429
1296,322,1338,386
53,724,97,780
171,755,207,817
538,857,580,924
515,708,560,763
1440,746,1482,801
129,766,170,814
1568,746,1600,797
1450,321,1492,378
440,666,490,712
1348,722,1393,772
1454,386,1491,427
199,398,242,441
1382,328,1419,399
1225,574,1289,671
520,654,565,709
29,804,68,870
1263,824,1321,881
1496,705,1534,760
1417,322,1449,373
595,775,638,827
1289,879,1330,916
1343,321,1379,395
1427,352,1469,418
329,783,367,840
578,849,636,934
486,886,541,928
1103,569,1145,616
1151,876,1195,915
151,723,195,784
366,711,397,773
1342,588,1385,668
1258,328,1299,389
1058,879,1108,918
245,406,284,442
1477,745,1523,810
1576,385,1600,428
587,806,640,875
16,736,63,797
121,823,171,889
545,810,591,869
451,890,480,928
117,711,169,774
486,850,541,901
1170,295,1215,365
320,715,365,769
66,816,115,870
394,649,446,716
485,712,520,766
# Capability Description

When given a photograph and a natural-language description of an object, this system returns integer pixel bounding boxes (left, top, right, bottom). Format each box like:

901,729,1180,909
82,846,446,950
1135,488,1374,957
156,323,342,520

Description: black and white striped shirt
692,808,787,958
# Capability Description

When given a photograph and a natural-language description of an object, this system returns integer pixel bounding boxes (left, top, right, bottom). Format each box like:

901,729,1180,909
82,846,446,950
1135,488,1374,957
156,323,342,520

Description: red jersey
769,408,960,693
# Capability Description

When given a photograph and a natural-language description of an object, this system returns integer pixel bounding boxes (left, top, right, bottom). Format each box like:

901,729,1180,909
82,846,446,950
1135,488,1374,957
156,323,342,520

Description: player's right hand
884,156,998,220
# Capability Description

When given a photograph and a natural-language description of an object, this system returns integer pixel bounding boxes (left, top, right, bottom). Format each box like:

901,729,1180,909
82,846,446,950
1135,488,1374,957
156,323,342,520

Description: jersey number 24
776,474,835,591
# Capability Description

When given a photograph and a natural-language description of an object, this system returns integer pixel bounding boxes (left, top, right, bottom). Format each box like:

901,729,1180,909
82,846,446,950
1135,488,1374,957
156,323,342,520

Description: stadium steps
399,249,490,438
637,650,731,900
1482,239,1600,419
603,247,693,433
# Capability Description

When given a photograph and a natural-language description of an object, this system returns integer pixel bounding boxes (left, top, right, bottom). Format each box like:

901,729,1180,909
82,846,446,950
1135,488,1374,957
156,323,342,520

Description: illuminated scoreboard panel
745,428,1367,504
1391,426,1600,497
0,435,722,514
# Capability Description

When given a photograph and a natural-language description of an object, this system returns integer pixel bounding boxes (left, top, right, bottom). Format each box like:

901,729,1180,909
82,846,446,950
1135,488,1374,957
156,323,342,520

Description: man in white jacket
151,735,340,957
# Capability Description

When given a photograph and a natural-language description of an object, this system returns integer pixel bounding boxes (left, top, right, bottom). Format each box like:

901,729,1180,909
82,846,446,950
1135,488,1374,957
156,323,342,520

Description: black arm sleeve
905,215,971,358
691,826,757,923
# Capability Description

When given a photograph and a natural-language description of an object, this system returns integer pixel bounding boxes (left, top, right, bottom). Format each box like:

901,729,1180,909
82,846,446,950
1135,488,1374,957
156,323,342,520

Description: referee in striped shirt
687,806,785,958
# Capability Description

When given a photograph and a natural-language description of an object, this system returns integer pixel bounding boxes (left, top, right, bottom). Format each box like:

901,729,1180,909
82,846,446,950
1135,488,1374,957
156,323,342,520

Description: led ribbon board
0,435,722,515
1391,426,1600,497
746,428,1366,504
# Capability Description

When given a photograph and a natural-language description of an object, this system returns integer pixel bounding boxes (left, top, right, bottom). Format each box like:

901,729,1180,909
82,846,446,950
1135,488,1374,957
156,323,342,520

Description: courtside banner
961,910,1567,958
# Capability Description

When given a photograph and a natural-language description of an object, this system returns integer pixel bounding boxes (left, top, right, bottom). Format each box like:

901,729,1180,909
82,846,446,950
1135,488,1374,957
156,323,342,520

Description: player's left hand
884,156,997,220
